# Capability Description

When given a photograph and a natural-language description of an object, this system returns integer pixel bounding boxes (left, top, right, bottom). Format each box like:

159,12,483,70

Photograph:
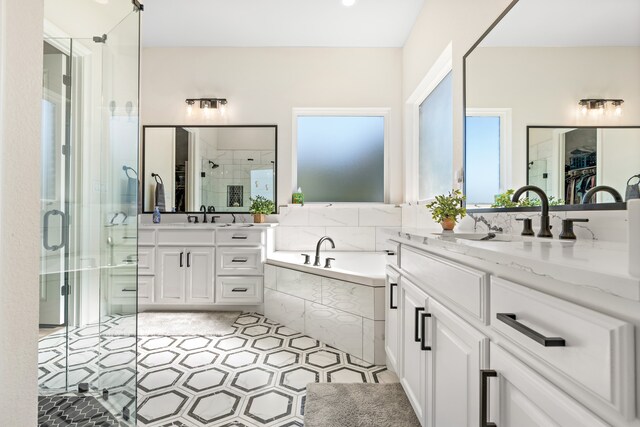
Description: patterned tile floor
38,312,398,426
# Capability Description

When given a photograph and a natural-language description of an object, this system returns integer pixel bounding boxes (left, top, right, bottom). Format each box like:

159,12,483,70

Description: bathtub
266,251,390,287
264,251,391,364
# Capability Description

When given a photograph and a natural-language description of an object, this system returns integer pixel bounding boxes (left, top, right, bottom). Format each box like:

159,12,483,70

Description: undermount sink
433,232,521,242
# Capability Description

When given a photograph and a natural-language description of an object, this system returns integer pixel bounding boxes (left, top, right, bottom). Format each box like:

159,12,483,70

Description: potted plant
249,196,275,224
425,189,466,231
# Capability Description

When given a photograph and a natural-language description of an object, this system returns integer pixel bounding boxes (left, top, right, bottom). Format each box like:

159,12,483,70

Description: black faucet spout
512,185,552,238
314,236,336,267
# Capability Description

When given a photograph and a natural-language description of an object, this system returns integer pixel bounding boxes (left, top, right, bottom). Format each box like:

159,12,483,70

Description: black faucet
314,236,336,267
200,205,208,223
512,185,553,238
581,186,623,204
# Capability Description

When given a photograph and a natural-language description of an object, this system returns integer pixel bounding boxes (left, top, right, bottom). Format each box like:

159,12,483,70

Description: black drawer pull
414,307,425,342
480,370,497,427
123,236,136,239
232,235,248,240
187,252,191,267
231,257,248,263
232,288,248,293
179,252,184,267
389,283,398,310
121,288,136,293
496,313,565,347
420,312,432,351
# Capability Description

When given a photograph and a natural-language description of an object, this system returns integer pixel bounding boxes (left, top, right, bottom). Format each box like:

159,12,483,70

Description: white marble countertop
388,227,640,301
139,223,278,230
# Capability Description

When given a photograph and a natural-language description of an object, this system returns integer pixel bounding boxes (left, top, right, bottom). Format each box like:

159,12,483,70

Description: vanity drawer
137,247,155,274
109,276,138,304
216,276,263,304
490,277,634,418
138,276,154,303
216,229,264,246
138,228,156,246
157,229,215,246
401,246,488,322
217,248,263,275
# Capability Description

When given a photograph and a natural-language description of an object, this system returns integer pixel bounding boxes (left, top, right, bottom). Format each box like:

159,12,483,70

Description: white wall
141,47,403,206
467,46,640,188
0,0,43,424
144,127,175,211
402,0,513,201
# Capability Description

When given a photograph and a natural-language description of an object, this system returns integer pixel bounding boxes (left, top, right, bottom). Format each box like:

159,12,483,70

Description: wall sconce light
185,98,228,116
578,98,624,117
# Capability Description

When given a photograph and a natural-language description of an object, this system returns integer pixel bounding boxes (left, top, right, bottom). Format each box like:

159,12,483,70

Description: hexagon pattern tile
38,312,398,426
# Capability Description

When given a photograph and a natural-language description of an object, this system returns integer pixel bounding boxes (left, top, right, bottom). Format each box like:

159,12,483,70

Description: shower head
209,161,220,169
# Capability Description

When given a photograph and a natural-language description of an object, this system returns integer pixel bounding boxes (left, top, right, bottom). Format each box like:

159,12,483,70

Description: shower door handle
43,209,68,251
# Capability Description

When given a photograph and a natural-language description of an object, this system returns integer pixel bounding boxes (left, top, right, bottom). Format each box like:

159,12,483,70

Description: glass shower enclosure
38,1,141,425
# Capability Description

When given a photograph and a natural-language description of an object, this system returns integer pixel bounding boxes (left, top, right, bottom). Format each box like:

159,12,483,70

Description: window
296,113,386,203
465,109,511,205
418,71,453,200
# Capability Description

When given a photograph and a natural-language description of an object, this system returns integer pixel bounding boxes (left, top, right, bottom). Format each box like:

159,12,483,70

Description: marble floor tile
38,312,397,426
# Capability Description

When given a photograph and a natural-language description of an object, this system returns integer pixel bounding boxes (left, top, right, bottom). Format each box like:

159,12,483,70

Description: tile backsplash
272,205,402,252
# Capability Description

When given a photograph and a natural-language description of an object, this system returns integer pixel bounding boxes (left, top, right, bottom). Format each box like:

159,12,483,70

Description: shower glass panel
38,1,140,425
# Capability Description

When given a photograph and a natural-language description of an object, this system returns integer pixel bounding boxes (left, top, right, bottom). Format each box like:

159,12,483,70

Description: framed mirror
463,0,640,211
142,125,277,214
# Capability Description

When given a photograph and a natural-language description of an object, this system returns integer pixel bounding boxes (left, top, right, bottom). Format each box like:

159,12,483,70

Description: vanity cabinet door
426,299,487,427
156,247,186,304
385,267,400,373
399,276,429,424
483,343,608,427
185,247,214,304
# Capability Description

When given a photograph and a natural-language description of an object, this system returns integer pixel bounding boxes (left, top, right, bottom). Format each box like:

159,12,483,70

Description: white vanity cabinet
399,276,430,421
385,267,400,373
138,225,272,308
156,246,215,304
389,237,635,427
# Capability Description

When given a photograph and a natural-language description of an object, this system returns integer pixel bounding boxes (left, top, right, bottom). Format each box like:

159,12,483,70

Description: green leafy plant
491,190,564,208
425,189,467,223
249,196,275,215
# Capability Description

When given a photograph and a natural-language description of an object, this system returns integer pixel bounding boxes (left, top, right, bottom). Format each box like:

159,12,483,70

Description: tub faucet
581,186,623,204
314,236,335,267
512,185,553,238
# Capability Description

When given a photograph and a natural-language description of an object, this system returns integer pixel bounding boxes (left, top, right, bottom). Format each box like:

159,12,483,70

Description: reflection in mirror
529,127,640,205
142,126,277,213
464,0,640,210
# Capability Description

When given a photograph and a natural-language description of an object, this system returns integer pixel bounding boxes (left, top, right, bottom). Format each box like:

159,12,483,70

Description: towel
155,182,166,211
123,176,138,215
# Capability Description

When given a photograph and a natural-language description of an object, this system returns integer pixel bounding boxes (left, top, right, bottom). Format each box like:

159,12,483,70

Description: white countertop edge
139,223,278,229
386,228,640,302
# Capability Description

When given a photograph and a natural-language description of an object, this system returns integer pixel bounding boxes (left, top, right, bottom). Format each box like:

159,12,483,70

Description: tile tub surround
273,205,402,252
263,262,386,365
38,313,398,427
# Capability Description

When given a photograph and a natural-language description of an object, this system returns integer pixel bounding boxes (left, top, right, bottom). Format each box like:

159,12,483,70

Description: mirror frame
461,0,632,213
141,124,278,215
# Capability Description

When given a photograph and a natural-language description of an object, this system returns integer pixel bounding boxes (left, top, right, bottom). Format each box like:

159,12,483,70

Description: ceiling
482,0,640,47
141,0,425,48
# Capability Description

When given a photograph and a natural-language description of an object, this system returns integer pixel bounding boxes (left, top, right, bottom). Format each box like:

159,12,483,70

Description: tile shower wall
272,205,402,251
200,149,275,211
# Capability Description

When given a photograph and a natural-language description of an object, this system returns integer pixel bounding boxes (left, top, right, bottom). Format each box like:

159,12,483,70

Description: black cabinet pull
420,312,432,351
232,288,248,293
179,252,184,267
231,257,248,263
232,235,248,240
121,288,136,293
389,283,398,310
187,252,191,267
496,313,565,347
480,370,497,427
414,307,425,342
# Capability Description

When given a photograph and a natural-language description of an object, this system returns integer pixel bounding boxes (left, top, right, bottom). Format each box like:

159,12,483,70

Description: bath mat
304,383,420,427
106,311,241,336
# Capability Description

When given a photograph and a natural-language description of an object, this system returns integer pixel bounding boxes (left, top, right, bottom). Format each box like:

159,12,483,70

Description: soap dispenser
152,206,161,224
